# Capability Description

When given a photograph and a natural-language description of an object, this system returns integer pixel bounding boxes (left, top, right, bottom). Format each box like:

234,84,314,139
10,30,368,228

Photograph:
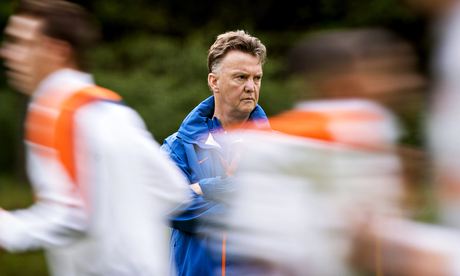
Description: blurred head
0,0,99,95
207,30,266,127
404,0,456,17
287,28,425,107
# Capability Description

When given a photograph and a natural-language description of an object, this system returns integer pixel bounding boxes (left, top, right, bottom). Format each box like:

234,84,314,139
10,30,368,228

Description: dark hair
207,30,267,73
16,0,100,69
287,28,409,76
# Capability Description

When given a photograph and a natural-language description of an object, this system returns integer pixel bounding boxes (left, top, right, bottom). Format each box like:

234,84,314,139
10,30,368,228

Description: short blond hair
207,30,267,73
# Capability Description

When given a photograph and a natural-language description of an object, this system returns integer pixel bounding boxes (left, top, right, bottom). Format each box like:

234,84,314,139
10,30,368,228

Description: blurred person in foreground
200,28,426,276
161,30,270,276
408,0,460,229
348,1,460,275
0,0,189,275
280,26,460,276
285,27,427,207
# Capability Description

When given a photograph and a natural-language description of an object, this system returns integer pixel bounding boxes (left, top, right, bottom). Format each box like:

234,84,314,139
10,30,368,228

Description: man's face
343,47,425,106
210,50,263,123
1,15,48,95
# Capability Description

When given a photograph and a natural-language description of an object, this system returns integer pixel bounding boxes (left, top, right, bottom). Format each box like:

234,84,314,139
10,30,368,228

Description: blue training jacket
161,96,269,276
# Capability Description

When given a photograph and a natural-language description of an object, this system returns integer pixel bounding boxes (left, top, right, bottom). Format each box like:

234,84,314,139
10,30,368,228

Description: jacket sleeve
198,176,235,202
161,140,229,234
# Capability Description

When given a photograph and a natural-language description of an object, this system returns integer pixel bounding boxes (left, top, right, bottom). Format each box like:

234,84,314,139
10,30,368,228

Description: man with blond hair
162,30,270,275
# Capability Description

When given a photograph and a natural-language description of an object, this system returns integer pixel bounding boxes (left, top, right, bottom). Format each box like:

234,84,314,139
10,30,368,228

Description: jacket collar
177,96,269,145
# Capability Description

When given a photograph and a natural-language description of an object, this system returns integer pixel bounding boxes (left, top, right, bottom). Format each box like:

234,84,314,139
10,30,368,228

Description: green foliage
0,89,25,174
94,1,170,34
90,32,297,142
0,175,33,209
0,252,48,276
346,0,416,26
0,175,48,275
90,33,209,142
0,1,14,24
0,0,426,175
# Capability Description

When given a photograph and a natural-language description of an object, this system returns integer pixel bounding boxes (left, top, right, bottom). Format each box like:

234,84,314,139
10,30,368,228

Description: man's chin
241,100,256,108
239,106,256,116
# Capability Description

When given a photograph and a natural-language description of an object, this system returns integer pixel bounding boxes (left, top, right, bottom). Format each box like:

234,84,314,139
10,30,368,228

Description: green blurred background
0,0,428,274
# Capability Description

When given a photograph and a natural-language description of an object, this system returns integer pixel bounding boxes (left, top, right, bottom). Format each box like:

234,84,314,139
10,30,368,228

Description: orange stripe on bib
269,109,384,143
26,86,122,184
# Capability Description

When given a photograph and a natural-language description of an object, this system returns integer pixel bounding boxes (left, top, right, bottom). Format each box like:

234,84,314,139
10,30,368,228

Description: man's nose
0,42,15,61
244,79,256,92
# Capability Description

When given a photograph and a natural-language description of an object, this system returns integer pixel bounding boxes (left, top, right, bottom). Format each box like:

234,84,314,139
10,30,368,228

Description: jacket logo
198,157,209,164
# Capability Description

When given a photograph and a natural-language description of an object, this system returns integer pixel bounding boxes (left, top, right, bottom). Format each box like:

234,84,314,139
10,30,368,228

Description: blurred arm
0,166,87,252
351,218,460,276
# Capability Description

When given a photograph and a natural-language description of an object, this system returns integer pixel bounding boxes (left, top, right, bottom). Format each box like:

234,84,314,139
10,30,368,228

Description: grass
0,174,48,276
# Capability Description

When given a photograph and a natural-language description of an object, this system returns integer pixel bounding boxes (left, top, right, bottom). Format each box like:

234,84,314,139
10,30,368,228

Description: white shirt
0,69,190,275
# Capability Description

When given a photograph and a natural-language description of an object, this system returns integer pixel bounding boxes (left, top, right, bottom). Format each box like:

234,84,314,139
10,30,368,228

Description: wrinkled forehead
4,15,43,40
218,51,263,72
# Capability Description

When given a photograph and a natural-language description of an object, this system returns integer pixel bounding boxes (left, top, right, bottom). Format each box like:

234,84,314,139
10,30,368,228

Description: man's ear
208,72,219,93
44,37,75,67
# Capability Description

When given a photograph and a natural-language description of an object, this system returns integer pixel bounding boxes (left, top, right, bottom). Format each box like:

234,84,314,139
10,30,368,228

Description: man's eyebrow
230,70,248,75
